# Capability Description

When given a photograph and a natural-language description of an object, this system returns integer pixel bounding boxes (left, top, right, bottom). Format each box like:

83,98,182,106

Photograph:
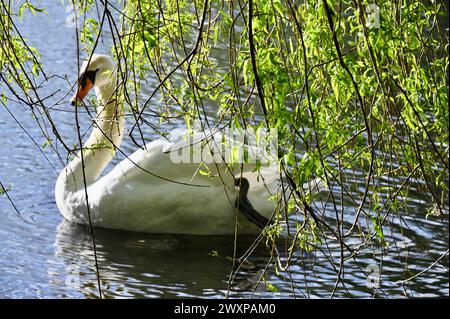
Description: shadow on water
53,220,275,298
51,213,449,298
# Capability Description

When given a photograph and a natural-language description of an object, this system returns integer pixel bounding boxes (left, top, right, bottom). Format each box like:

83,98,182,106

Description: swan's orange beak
70,78,93,106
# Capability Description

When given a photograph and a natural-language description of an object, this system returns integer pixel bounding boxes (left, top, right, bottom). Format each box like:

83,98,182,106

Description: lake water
0,1,448,298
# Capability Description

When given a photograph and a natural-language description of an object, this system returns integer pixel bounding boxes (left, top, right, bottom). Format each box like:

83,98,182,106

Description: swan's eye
71,68,99,105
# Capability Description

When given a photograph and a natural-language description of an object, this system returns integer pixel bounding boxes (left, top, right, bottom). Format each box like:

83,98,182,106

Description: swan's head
70,54,116,105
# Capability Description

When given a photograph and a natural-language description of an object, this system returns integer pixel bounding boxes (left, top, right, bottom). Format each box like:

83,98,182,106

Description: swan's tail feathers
235,177,274,229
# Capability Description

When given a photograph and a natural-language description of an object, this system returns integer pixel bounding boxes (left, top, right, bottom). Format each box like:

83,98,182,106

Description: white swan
55,54,282,235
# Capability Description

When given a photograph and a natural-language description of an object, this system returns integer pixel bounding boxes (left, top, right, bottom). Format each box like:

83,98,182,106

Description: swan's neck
58,75,125,192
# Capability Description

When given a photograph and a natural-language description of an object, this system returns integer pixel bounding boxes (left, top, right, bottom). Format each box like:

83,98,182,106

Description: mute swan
55,54,282,235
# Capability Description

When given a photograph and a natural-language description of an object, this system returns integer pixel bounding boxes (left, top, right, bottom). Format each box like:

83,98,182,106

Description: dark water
0,2,448,298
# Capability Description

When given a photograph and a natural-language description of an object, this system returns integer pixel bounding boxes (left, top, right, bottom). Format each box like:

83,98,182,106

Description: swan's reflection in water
53,220,274,298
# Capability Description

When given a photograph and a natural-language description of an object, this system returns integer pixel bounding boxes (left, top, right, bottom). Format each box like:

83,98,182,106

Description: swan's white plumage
55,54,281,235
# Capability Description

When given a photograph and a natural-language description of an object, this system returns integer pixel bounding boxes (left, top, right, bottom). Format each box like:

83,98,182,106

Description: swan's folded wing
100,139,235,188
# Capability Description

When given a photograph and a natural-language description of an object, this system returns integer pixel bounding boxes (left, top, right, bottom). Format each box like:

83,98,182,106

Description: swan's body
55,54,280,235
